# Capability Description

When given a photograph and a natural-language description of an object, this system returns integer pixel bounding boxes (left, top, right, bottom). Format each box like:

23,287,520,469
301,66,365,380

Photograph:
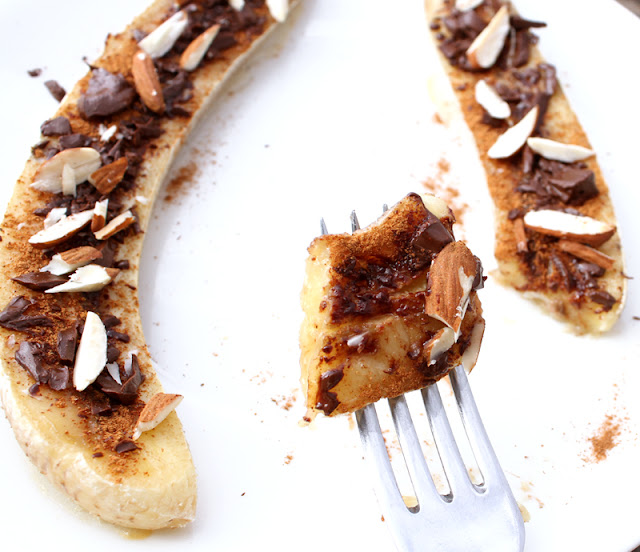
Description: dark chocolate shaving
12,271,68,292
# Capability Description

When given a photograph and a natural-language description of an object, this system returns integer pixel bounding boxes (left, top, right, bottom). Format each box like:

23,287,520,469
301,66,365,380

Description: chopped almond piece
94,210,136,240
89,157,128,194
133,393,183,440
31,147,101,194
180,24,220,71
557,240,615,270
425,241,481,338
514,218,528,253
523,210,616,247
28,209,94,249
466,5,510,69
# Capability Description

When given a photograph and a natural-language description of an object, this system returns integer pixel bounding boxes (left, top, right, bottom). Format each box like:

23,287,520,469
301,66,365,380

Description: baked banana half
300,193,485,420
424,0,626,334
0,0,295,530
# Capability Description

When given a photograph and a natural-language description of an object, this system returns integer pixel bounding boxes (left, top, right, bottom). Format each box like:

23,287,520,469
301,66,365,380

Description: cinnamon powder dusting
422,157,470,225
163,162,200,204
586,413,622,463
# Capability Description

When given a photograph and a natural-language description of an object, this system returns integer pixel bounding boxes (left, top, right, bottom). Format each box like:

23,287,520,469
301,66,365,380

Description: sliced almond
420,193,454,221
88,157,128,195
487,105,538,159
266,0,289,22
45,264,114,294
526,137,595,163
91,199,109,232
94,210,136,240
461,318,485,372
179,24,220,72
424,327,456,366
466,5,510,69
41,246,103,275
229,0,245,10
31,147,101,194
73,311,107,391
475,79,510,119
132,393,183,440
513,218,528,253
43,207,67,229
132,49,165,114
138,9,189,59
557,239,615,270
61,164,77,196
455,0,483,10
28,209,94,248
523,209,616,247
425,241,479,338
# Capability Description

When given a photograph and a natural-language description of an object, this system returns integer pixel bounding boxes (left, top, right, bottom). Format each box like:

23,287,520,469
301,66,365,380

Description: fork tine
388,395,440,504
449,365,507,489
422,381,475,498
320,217,328,236
350,210,360,232
356,405,407,513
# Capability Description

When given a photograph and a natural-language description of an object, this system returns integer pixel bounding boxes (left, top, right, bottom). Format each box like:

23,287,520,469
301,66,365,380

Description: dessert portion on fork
300,192,485,420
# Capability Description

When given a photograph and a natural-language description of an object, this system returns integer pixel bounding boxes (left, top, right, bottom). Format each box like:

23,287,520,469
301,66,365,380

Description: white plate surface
0,0,639,550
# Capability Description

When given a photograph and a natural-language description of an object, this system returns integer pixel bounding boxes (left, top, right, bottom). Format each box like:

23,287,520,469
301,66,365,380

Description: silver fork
322,211,525,552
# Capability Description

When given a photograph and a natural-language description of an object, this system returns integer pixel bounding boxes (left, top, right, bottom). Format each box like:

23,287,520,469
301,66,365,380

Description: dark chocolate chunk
15,341,48,384
12,271,68,292
410,210,454,256
28,68,42,77
77,68,136,118
95,354,145,405
316,368,344,415
548,166,598,206
91,398,112,416
107,330,130,343
106,344,121,363
0,296,32,324
48,365,70,391
57,326,78,362
44,80,66,102
100,314,121,329
40,116,72,137
115,440,139,454
59,133,92,150
587,289,616,310
0,296,53,333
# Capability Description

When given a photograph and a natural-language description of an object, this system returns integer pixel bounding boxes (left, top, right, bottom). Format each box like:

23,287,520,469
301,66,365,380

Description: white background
0,0,639,550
